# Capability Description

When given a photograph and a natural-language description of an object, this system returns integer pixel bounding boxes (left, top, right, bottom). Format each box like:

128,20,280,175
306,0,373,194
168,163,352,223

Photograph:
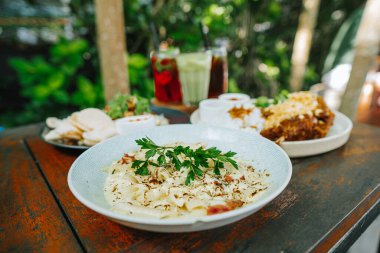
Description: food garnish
104,140,269,218
104,93,151,120
254,90,289,108
131,137,238,185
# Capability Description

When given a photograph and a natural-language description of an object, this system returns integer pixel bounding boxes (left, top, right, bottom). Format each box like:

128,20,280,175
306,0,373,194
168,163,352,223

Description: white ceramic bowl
68,124,292,233
199,99,232,125
218,93,250,106
115,115,156,135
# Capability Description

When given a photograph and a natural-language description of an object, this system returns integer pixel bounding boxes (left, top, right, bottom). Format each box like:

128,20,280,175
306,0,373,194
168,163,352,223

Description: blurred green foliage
1,0,365,127
128,54,154,98
6,38,104,126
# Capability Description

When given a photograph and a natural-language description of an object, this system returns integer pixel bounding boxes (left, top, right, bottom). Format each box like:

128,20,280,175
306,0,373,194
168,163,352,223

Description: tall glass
176,52,212,106
151,48,182,103
208,47,228,98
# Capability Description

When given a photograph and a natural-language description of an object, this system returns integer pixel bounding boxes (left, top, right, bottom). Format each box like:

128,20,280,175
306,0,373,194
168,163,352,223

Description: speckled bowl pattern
68,124,292,233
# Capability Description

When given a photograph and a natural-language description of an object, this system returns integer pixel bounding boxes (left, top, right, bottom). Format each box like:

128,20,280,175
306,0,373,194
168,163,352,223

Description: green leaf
132,160,144,168
185,171,195,185
52,90,70,104
128,54,149,69
50,38,88,61
274,89,289,104
148,161,160,167
254,96,270,108
105,94,150,119
136,137,157,149
135,165,149,176
182,160,191,168
227,158,239,170
173,146,184,155
224,151,237,157
145,149,156,159
48,72,65,90
166,151,182,170
193,166,203,177
157,155,165,166
214,161,221,175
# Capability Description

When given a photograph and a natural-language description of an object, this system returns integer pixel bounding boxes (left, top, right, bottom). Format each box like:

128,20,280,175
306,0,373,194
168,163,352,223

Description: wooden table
1,121,380,252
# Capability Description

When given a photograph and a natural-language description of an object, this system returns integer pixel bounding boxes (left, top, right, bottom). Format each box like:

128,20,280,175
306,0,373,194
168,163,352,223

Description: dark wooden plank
26,123,380,252
311,185,380,252
0,127,82,253
26,136,155,253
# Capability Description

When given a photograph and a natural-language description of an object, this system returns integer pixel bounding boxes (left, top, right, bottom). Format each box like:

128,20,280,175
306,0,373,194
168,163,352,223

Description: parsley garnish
131,137,239,185
254,89,289,108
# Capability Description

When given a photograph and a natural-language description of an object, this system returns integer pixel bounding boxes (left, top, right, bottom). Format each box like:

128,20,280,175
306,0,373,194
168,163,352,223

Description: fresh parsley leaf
131,160,144,168
135,165,149,175
214,160,221,175
227,158,239,170
185,170,195,185
166,150,182,170
193,165,203,177
254,96,271,108
148,161,160,167
157,155,165,166
145,149,156,159
274,89,289,104
132,137,239,185
224,151,237,157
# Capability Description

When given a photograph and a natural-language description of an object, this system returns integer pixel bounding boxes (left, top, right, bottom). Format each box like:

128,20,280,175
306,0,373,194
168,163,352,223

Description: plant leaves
157,155,165,166
145,149,156,159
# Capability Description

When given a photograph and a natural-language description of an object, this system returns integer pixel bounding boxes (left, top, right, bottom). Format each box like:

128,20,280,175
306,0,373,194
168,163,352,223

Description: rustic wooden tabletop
1,119,379,253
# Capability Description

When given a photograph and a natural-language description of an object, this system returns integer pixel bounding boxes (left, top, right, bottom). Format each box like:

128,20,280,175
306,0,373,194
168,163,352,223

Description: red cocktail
151,49,182,103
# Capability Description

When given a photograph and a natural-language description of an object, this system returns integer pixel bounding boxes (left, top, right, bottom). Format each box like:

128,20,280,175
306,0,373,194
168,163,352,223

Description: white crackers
44,108,117,146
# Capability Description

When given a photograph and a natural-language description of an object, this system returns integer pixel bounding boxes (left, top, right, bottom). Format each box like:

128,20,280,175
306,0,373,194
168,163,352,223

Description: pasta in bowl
68,125,292,232
104,140,269,218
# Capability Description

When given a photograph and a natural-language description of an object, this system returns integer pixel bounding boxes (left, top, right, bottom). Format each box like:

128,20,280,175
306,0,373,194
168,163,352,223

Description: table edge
310,184,380,252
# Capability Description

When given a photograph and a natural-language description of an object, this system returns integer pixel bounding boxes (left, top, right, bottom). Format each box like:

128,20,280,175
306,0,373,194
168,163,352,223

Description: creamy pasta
104,143,269,218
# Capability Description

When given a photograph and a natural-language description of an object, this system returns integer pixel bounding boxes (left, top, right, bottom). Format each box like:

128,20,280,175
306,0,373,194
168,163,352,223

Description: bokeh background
0,0,365,127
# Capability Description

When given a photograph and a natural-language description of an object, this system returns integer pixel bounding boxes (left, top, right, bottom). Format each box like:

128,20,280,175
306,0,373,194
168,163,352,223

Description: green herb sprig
131,137,238,185
254,89,289,108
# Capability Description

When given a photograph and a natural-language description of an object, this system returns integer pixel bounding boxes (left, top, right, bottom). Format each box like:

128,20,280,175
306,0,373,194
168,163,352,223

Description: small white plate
68,124,292,232
191,110,353,158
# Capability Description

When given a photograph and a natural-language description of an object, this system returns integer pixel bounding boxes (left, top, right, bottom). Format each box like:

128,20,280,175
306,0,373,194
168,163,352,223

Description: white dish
68,124,292,232
191,110,353,158
218,93,250,105
115,115,156,135
198,99,232,126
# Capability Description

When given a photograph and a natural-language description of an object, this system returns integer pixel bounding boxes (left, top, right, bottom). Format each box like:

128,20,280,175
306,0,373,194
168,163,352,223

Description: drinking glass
176,51,212,106
151,48,182,103
208,47,228,98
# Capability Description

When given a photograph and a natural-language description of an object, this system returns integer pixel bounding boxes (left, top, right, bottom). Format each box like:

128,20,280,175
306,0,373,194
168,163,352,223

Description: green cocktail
176,52,212,106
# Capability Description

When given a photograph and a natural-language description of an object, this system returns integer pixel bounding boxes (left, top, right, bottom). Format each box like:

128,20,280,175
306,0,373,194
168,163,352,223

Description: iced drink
151,48,182,103
208,47,228,98
176,52,212,106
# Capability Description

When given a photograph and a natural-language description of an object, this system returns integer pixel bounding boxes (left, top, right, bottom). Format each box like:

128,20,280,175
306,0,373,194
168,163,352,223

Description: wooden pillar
289,0,321,91
95,0,130,102
340,0,380,119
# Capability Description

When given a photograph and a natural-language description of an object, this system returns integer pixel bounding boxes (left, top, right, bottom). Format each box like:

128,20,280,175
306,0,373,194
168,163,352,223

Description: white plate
191,110,353,158
68,124,292,233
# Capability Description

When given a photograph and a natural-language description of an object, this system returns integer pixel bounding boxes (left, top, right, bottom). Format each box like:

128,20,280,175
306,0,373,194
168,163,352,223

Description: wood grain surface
0,125,82,252
22,123,380,253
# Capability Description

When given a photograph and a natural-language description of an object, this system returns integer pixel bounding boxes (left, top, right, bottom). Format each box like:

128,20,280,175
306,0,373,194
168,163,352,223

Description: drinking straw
149,22,160,51
198,21,209,50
